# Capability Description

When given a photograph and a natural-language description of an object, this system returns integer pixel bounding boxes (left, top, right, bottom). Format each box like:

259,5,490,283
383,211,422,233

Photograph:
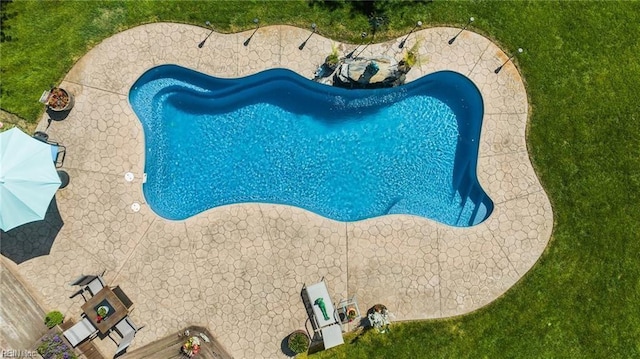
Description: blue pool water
130,65,493,226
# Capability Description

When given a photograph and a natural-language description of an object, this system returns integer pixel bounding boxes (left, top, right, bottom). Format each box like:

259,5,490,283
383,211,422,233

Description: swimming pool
130,65,492,226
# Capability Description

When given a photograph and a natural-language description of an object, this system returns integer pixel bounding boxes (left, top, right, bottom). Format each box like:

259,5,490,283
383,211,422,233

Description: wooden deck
78,339,108,359
59,320,107,359
120,326,233,359
0,258,49,350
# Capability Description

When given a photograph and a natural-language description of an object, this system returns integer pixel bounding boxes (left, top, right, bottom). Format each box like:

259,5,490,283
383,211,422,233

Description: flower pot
346,307,358,322
287,330,310,354
40,88,74,112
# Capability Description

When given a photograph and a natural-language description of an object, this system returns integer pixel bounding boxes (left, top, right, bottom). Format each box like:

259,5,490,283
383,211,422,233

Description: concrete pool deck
5,23,552,358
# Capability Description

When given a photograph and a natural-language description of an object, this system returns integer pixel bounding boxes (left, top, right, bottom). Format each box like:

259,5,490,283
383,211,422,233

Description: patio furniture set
64,273,142,357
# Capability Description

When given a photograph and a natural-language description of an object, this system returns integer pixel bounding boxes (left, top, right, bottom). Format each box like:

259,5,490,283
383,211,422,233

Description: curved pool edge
29,23,553,358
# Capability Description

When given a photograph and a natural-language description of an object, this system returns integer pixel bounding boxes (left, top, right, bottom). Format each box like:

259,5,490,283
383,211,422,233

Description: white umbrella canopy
0,127,62,231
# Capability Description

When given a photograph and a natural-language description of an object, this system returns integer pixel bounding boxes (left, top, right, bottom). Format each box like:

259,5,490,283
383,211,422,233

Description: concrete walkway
7,23,551,358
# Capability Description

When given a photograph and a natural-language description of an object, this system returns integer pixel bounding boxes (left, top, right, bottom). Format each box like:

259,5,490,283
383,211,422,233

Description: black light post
399,21,423,49
298,23,317,50
198,21,214,48
354,32,375,59
448,17,474,45
495,47,523,74
346,32,368,58
243,18,260,47
369,15,385,36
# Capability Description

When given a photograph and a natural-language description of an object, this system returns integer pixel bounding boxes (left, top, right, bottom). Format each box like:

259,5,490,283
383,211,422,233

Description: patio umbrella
0,127,62,231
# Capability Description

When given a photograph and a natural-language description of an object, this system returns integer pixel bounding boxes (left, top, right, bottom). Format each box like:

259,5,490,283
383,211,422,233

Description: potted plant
324,43,340,70
96,306,108,323
287,330,310,355
399,40,424,74
44,310,64,329
367,304,391,333
346,307,358,322
39,87,74,112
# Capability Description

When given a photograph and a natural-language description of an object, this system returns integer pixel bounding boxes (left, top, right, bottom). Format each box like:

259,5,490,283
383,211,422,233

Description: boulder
334,56,404,88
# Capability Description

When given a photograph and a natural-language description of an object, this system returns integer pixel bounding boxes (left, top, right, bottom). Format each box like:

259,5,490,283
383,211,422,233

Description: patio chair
32,131,66,168
114,331,135,357
111,285,134,310
70,271,106,285
69,273,104,300
63,317,98,347
110,316,142,357
86,276,106,296
303,279,344,350
52,143,66,168
69,274,97,287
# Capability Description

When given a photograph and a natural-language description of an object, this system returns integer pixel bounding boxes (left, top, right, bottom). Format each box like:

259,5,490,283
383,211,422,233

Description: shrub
325,43,340,67
402,40,425,69
288,331,310,354
326,53,339,66
44,311,64,329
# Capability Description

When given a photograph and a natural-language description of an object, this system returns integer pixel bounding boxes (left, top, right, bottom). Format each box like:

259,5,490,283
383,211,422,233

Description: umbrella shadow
0,196,64,264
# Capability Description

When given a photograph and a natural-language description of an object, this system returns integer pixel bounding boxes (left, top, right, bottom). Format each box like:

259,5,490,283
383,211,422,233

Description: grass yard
1,1,639,358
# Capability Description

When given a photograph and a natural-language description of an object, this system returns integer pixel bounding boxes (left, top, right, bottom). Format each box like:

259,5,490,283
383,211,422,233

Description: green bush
44,311,64,329
325,43,340,67
325,53,339,67
288,331,309,354
402,40,423,68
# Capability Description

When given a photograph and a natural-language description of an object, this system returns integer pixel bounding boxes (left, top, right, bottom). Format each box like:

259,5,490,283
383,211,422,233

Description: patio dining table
81,286,128,334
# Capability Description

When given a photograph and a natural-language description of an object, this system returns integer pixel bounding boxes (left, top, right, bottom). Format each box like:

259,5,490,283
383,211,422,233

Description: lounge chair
63,317,98,347
303,279,344,350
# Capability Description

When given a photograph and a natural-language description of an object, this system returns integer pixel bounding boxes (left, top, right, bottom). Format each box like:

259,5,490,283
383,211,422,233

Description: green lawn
2,1,639,358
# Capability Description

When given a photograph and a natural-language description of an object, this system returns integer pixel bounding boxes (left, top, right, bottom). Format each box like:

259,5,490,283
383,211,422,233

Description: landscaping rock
334,56,404,88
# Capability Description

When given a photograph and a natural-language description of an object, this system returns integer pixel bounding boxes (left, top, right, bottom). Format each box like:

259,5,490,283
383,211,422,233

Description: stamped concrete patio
5,23,552,358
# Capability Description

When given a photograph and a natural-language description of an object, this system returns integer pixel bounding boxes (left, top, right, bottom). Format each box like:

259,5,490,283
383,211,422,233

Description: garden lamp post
495,47,523,73
298,23,317,50
448,17,474,45
355,31,376,59
346,32,368,58
399,21,423,49
243,18,260,46
198,21,214,48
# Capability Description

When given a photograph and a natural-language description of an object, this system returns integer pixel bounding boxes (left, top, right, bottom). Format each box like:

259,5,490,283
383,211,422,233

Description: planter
324,54,339,71
40,88,74,112
346,307,358,321
44,310,64,329
367,304,391,333
287,330,310,354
